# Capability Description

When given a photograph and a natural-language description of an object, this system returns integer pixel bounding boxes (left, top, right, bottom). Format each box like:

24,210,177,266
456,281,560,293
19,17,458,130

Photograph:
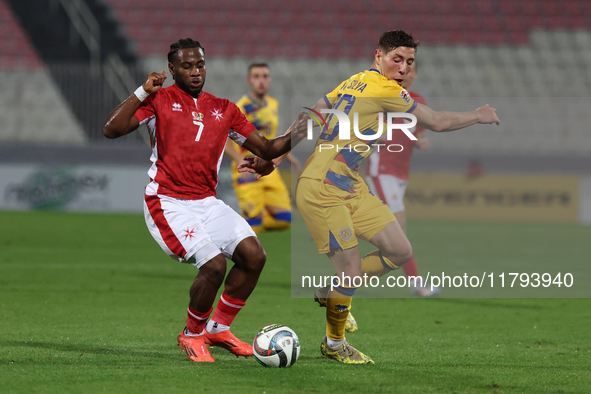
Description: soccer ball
253,324,300,368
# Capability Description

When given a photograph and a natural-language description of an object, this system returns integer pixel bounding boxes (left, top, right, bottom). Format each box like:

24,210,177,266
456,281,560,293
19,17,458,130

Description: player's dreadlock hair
378,30,419,53
167,38,205,63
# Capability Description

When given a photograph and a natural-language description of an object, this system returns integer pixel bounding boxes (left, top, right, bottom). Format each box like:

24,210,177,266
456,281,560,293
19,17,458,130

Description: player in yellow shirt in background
225,63,301,234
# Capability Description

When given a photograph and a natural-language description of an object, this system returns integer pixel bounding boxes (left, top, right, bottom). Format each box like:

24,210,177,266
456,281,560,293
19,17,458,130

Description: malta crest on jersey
192,111,204,122
400,89,412,104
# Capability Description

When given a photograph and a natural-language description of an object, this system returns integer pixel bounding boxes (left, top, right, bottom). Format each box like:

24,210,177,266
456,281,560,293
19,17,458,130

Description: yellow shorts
296,177,396,254
233,170,291,219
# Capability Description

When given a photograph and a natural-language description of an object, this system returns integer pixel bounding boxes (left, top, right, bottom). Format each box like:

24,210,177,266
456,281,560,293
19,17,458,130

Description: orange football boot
177,328,215,362
203,330,253,357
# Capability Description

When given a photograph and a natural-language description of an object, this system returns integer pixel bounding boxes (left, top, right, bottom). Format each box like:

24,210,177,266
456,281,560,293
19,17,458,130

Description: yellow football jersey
230,94,279,180
299,69,416,194
235,94,279,150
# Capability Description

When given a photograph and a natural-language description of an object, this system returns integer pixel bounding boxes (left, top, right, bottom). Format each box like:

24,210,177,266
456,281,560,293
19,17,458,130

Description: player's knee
245,240,267,273
383,243,413,267
250,248,267,273
200,255,227,286
233,237,266,273
397,249,413,267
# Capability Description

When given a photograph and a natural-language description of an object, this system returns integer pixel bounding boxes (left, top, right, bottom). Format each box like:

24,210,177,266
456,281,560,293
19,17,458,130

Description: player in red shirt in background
103,39,301,363
366,61,441,297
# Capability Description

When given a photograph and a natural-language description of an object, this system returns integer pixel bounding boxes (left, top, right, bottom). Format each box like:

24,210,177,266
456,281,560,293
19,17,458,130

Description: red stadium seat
104,0,591,58
472,0,495,15
433,1,458,15
520,0,541,16
507,30,529,45
0,0,41,69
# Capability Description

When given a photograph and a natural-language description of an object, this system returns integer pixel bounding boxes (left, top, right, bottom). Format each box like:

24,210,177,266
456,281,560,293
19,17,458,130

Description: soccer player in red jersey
103,39,300,363
365,61,441,296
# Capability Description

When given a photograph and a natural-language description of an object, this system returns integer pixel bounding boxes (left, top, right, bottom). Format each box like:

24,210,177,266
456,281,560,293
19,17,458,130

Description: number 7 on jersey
194,121,204,141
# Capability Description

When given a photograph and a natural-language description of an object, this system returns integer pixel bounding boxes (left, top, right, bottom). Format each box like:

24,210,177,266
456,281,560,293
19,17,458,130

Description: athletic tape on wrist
133,86,149,102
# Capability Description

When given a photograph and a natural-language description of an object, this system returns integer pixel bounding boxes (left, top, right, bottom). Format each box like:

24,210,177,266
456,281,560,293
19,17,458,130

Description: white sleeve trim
139,115,155,126
228,129,247,146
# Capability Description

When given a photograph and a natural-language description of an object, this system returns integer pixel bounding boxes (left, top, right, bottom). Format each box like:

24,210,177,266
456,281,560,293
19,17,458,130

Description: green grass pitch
1,211,590,393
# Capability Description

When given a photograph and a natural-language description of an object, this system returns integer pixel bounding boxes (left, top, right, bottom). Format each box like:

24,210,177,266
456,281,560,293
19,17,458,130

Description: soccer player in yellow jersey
239,30,499,364
225,63,301,234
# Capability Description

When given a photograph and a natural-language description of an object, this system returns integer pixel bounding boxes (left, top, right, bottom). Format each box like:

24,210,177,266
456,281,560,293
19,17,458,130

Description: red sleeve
134,93,157,123
410,92,427,133
229,102,256,138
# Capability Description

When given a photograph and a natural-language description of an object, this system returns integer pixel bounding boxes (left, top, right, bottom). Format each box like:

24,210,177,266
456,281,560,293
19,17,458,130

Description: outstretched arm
238,97,327,176
102,71,167,139
244,96,328,161
239,108,313,161
412,102,499,133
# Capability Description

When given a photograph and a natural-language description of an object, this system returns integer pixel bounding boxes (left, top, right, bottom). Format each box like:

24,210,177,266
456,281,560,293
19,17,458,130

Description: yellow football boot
320,337,374,364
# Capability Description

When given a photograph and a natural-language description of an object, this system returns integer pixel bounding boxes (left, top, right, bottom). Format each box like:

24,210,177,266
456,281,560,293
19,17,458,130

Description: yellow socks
325,251,399,343
360,250,401,281
326,285,355,342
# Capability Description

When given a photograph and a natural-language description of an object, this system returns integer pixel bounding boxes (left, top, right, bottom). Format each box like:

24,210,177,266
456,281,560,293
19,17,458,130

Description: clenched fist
142,71,167,94
476,104,500,125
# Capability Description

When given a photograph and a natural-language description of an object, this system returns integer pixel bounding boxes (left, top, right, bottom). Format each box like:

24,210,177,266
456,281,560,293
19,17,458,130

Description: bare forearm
258,134,293,160
269,110,310,156
431,111,480,132
414,102,499,132
103,71,167,139
265,118,309,159
103,95,141,138
247,113,308,160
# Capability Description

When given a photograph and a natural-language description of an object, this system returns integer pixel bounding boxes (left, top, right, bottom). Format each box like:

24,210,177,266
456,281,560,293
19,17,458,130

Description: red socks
403,256,419,278
186,306,212,335
187,293,246,335
210,292,246,327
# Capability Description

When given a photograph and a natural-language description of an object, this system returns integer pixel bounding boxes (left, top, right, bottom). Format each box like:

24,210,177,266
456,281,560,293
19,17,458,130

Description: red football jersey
366,92,426,181
134,84,255,199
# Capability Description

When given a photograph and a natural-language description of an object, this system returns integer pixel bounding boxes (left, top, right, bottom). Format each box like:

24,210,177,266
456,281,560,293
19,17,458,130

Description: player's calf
222,237,266,302
189,255,227,311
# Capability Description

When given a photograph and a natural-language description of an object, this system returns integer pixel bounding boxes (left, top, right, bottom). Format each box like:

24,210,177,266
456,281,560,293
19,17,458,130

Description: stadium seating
0,0,85,143
0,0,41,69
3,0,589,154
0,68,86,143
107,0,591,58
